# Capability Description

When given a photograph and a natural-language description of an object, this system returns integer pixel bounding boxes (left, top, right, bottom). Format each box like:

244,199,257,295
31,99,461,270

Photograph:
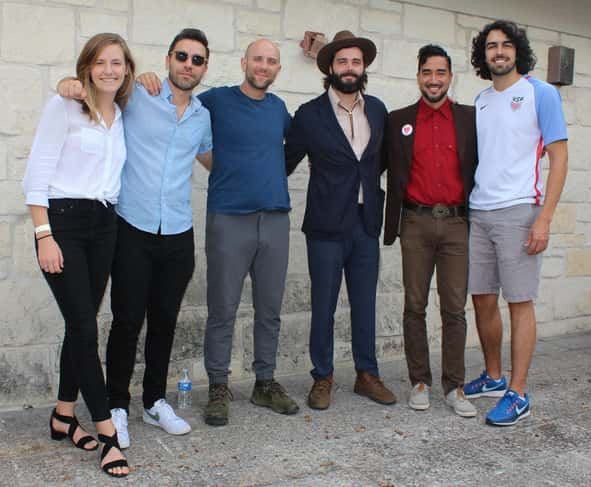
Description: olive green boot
250,379,299,415
204,383,233,426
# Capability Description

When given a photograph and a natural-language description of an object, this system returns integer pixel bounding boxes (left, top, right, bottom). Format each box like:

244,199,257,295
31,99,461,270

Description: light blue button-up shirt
116,79,212,234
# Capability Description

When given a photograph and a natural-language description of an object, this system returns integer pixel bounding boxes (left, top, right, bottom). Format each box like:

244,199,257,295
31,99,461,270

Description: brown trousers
399,208,468,395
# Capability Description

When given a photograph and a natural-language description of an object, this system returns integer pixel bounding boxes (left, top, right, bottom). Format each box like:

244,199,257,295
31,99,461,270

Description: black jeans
106,217,195,411
40,198,117,422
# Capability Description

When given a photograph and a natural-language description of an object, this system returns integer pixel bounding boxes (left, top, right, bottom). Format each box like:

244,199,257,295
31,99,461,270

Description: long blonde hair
76,33,136,123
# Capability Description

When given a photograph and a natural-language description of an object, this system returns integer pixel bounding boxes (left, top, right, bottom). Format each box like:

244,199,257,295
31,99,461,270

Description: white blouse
23,95,126,207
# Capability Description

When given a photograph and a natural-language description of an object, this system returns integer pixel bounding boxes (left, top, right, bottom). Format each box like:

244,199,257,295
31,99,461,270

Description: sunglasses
173,50,207,66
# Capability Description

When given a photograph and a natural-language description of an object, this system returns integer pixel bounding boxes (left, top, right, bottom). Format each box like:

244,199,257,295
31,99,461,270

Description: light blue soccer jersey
470,76,567,211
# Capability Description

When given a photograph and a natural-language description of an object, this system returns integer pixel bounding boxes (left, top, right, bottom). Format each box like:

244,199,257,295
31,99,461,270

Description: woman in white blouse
22,33,135,478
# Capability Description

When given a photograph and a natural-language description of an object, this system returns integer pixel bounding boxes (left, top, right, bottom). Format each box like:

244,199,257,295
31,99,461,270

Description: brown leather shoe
308,376,333,410
354,371,397,405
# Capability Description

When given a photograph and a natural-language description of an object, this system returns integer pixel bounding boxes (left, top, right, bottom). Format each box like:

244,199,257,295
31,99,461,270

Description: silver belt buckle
432,204,451,219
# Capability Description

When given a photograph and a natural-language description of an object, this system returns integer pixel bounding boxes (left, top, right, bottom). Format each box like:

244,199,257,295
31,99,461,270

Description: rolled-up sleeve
197,110,213,155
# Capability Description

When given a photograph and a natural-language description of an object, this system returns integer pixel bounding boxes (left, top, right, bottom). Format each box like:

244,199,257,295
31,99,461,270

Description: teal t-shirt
198,86,291,214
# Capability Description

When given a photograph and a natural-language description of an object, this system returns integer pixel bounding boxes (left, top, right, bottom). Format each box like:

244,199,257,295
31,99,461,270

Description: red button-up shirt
405,97,464,206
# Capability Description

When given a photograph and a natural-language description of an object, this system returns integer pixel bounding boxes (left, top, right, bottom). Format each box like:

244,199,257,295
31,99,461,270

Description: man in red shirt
382,44,478,417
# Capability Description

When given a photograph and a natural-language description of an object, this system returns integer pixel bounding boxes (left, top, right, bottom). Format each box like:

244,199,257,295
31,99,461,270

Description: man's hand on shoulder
137,72,162,96
57,77,86,100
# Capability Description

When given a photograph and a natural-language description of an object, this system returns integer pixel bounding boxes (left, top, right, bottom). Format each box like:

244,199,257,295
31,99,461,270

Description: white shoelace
153,400,177,422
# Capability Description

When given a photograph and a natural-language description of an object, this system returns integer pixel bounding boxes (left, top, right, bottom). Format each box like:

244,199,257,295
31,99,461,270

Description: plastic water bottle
177,368,192,409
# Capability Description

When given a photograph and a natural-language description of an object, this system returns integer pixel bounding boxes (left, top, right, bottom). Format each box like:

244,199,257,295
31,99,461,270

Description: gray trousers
204,211,290,384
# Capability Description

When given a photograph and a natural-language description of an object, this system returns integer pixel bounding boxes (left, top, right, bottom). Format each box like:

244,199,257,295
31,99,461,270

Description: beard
168,70,201,91
419,85,448,104
328,71,367,94
245,71,274,91
487,57,516,76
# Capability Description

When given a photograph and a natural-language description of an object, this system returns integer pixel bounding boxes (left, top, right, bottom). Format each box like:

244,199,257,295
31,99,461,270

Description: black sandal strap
98,433,121,460
52,409,79,439
102,460,129,478
52,410,97,450
98,433,128,477
75,434,98,450
103,460,128,470
67,417,79,439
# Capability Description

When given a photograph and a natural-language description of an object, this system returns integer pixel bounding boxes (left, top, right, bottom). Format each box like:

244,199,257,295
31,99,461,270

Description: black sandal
49,408,98,451
99,433,129,478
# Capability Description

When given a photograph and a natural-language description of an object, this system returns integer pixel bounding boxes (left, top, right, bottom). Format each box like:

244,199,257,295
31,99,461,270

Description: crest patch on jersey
511,96,524,111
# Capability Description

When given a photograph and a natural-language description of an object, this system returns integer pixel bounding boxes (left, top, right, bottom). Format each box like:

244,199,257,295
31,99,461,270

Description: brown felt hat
316,30,377,75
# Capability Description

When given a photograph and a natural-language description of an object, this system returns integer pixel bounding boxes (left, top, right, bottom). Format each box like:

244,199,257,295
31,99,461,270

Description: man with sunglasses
172,49,207,67
198,39,298,426
57,28,213,447
131,38,298,427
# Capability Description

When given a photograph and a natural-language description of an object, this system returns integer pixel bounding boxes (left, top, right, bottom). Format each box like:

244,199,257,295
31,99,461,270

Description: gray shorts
468,204,542,303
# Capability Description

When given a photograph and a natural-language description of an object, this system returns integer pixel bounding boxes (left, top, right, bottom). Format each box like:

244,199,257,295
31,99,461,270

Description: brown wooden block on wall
547,46,575,86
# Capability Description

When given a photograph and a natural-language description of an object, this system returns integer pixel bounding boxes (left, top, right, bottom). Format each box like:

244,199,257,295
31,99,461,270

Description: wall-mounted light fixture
547,46,575,86
300,31,327,59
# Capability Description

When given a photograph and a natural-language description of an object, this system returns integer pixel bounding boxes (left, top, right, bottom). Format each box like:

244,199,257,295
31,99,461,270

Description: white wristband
34,224,51,234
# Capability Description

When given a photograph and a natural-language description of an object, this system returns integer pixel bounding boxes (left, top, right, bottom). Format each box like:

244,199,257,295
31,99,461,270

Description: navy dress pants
306,206,380,380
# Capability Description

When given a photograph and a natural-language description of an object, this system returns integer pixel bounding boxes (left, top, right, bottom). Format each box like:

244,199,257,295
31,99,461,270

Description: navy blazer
285,92,387,240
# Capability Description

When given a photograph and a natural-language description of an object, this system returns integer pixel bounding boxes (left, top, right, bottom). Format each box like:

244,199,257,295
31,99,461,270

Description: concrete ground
1,330,590,487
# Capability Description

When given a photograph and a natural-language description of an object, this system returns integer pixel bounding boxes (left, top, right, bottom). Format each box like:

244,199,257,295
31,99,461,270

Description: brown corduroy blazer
381,99,478,245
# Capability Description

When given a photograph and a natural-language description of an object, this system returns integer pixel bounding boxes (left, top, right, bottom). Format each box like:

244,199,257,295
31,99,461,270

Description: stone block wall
0,0,589,408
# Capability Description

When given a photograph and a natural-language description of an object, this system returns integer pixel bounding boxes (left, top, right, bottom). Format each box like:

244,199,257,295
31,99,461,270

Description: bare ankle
485,368,502,381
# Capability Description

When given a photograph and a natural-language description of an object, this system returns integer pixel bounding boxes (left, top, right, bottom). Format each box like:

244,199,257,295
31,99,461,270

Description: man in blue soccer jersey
463,20,568,426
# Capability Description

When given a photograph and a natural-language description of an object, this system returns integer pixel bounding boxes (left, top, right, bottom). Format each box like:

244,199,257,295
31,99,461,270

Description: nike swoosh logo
515,403,528,415
479,104,488,110
146,411,160,421
481,383,502,392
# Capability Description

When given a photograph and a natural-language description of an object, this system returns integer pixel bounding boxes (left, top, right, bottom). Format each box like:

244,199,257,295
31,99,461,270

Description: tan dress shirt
327,86,371,203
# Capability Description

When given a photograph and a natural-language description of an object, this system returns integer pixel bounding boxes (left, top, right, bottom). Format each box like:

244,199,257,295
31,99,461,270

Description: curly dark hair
471,20,536,80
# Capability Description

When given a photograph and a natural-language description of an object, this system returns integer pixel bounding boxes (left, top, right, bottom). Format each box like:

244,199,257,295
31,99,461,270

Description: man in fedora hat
285,31,396,410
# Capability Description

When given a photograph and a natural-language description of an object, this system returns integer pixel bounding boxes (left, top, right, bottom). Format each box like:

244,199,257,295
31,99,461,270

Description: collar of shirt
96,103,122,130
160,77,204,117
326,86,370,203
417,96,452,121
327,85,364,115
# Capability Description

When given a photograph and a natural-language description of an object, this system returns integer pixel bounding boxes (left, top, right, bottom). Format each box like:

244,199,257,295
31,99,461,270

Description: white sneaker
110,408,130,449
143,399,191,435
446,387,477,418
408,383,430,410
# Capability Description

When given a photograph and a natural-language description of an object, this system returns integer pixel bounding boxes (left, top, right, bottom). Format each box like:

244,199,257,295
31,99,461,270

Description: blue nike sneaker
485,389,530,426
463,370,507,398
